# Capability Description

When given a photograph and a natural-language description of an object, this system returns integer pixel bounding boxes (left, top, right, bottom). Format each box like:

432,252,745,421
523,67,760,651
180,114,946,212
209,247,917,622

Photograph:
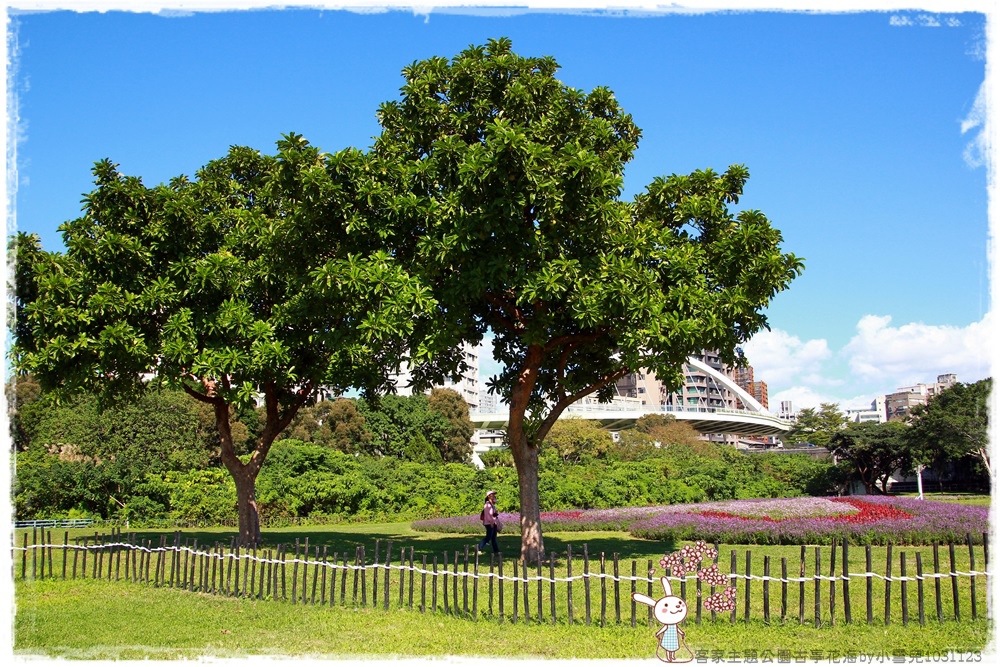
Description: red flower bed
827,497,914,523
698,498,913,525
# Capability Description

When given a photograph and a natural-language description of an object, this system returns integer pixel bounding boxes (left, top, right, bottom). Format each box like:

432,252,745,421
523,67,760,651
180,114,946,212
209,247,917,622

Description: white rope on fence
14,542,992,585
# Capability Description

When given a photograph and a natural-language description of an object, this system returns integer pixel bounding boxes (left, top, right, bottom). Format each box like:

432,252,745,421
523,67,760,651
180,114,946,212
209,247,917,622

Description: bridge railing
471,403,790,423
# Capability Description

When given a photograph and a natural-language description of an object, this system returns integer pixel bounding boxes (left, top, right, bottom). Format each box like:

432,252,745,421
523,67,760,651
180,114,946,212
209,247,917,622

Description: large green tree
427,387,476,463
355,393,451,460
828,421,913,494
541,418,613,464
281,398,373,453
907,378,992,483
13,387,225,519
784,402,847,448
10,135,451,545
373,38,803,561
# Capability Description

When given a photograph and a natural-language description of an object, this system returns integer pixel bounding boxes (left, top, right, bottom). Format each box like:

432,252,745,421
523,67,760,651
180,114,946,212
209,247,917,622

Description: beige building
884,374,957,422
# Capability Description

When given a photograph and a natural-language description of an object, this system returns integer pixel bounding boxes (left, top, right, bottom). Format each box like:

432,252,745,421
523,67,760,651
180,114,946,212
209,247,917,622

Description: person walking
477,490,501,554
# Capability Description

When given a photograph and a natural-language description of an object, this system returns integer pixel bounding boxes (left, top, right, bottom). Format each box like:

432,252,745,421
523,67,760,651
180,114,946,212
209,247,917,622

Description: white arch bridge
471,403,789,436
469,357,791,437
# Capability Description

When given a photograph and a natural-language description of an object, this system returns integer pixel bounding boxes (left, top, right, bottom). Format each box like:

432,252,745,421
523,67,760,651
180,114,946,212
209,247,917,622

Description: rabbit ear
660,577,673,597
632,592,656,607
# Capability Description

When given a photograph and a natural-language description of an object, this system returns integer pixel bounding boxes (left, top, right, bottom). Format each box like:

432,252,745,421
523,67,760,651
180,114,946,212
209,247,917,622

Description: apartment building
844,397,887,424
884,374,957,422
389,342,481,408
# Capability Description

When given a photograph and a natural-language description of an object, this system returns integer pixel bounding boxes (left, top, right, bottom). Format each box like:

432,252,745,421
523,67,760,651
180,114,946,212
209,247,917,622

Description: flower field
411,496,989,545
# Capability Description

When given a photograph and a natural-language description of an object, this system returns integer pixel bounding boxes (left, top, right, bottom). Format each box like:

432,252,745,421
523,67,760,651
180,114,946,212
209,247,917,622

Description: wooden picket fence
14,528,991,627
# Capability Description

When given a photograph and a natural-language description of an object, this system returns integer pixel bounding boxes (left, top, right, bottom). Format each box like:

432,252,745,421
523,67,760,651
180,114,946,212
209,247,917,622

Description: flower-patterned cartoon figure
635,541,738,662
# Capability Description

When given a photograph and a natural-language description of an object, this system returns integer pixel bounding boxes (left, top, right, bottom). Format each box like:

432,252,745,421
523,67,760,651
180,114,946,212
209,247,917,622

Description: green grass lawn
13,576,993,661
14,514,995,660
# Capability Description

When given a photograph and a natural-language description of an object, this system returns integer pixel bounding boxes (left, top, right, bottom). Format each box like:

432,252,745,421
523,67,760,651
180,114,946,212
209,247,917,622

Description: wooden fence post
916,552,925,626
949,542,960,621
763,555,771,625
798,545,805,625
359,546,367,608
630,559,636,628
497,553,503,622
583,544,591,626
781,557,788,622
613,554,621,626
30,528,37,580
487,553,493,617
884,543,893,626
828,539,836,626
599,552,606,628
386,542,395,612
747,550,753,624
900,552,909,626
311,546,320,605
933,542,942,622
453,550,460,618
521,557,529,623
461,546,468,617
421,554,428,614
730,550,738,624
48,530,54,580
408,547,415,612
967,533,977,620
842,539,851,625
432,555,438,613
442,552,450,615
473,550,480,620
511,556,518,624
566,546,573,625
371,541,379,609
550,556,557,625
695,554,703,626
865,545,873,625
320,546,327,605
813,547,821,628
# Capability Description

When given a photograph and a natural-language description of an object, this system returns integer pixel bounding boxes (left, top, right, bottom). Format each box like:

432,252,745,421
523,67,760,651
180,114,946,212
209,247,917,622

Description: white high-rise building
390,342,481,408
844,397,887,424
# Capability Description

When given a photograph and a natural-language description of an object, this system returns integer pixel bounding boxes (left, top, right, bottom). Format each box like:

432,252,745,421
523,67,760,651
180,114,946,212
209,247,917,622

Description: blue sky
4,2,995,413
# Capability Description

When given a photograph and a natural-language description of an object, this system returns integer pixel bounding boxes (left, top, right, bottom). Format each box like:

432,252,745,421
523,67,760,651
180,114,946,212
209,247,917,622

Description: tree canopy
373,38,804,560
784,403,847,448
10,136,454,545
828,421,912,494
907,378,992,481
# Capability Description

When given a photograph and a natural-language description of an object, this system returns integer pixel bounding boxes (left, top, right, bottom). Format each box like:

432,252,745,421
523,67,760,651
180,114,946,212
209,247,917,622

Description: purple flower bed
411,496,989,546
630,496,989,546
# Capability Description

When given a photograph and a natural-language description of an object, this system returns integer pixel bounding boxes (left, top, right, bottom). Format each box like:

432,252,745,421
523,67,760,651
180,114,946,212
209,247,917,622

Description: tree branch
535,366,631,444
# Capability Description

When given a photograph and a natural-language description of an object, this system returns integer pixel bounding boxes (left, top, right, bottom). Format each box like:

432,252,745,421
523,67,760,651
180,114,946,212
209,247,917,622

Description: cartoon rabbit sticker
633,577,691,662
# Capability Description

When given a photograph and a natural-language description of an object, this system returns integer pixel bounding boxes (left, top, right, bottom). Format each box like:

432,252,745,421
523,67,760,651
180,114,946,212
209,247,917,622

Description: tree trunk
507,421,545,564
233,468,262,547
505,346,547,564
189,380,306,547
215,399,268,547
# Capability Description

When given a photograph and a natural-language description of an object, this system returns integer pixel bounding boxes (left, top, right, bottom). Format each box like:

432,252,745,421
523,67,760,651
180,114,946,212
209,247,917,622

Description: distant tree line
782,379,991,494
11,378,841,524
